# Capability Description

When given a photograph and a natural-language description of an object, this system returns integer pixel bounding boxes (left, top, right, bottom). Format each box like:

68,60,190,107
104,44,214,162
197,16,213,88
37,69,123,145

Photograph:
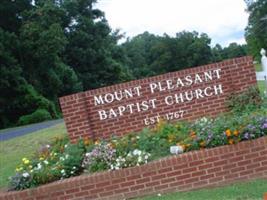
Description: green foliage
211,43,247,62
0,28,58,128
245,0,267,60
18,109,52,126
226,86,262,113
122,31,213,78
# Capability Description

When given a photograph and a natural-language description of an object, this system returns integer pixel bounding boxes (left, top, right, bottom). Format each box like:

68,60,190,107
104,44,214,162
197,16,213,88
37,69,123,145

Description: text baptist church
94,69,223,120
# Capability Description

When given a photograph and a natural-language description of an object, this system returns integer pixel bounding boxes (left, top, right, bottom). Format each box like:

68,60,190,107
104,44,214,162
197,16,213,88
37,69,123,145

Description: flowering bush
175,113,267,153
8,106,267,191
111,149,150,170
9,137,86,190
82,141,151,172
82,143,116,172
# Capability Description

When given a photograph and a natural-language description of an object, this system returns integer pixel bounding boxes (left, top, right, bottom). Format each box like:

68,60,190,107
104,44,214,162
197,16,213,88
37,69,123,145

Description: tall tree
19,1,82,101
121,32,159,78
63,0,130,89
0,28,57,128
245,0,267,59
0,0,32,33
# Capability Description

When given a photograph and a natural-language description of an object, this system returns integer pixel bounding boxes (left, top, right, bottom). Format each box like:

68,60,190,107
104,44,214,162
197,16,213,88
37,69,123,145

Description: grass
258,80,266,94
0,123,67,188
254,63,263,72
136,179,267,200
0,119,62,134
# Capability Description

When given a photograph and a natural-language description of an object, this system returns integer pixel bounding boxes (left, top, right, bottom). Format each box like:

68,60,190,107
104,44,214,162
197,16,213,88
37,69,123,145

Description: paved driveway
0,119,64,141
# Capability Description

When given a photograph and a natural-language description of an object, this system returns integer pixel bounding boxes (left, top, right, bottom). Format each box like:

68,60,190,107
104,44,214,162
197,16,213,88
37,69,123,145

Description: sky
95,0,249,47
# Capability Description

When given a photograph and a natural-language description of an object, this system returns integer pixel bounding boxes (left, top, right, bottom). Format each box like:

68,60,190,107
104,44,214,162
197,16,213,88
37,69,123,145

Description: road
0,119,64,141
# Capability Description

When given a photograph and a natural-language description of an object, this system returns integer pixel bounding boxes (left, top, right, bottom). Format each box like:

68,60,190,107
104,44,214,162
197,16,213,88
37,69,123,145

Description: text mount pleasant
94,69,223,120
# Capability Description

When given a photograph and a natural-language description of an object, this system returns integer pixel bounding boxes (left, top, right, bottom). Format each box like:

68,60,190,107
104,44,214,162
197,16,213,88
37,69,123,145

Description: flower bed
1,136,267,200
7,109,267,191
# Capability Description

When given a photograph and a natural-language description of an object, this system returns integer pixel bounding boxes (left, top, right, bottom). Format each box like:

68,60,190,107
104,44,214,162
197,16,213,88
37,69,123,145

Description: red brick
59,56,256,142
192,170,206,177
152,174,166,181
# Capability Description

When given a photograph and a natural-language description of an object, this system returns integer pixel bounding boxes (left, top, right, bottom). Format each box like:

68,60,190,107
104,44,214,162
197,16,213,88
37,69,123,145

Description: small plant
82,142,116,172
226,86,262,113
112,149,151,170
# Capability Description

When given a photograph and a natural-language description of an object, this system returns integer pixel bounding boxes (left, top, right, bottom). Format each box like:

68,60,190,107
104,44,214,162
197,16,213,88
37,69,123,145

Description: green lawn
255,63,263,72
0,123,67,188
136,179,267,200
258,80,266,94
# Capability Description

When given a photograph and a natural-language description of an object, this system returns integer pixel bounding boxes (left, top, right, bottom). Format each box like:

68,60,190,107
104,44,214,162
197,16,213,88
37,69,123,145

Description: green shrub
226,86,262,113
18,109,52,125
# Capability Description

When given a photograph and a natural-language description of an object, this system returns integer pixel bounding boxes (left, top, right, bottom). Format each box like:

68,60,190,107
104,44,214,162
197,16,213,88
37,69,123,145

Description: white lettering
165,96,173,105
98,110,107,120
204,87,213,96
149,83,158,93
214,84,223,95
213,69,222,79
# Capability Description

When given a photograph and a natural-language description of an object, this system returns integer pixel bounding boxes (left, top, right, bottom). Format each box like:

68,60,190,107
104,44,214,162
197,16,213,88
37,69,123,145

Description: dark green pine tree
63,0,130,89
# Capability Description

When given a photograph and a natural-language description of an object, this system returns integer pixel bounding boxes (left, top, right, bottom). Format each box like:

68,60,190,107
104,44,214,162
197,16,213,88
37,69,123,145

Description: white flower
61,169,65,174
157,193,162,197
46,144,50,148
64,144,68,148
22,172,30,178
115,166,120,170
133,149,141,156
43,160,49,165
72,166,76,169
65,154,69,159
60,157,65,161
37,163,42,170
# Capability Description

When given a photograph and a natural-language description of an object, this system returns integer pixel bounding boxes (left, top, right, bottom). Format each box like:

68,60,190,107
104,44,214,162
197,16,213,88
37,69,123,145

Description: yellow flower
39,157,44,161
22,157,30,165
190,132,197,139
233,130,239,136
83,137,92,146
16,167,23,172
24,160,30,165
29,165,32,169
94,140,100,145
228,139,234,145
225,129,231,137
200,141,206,147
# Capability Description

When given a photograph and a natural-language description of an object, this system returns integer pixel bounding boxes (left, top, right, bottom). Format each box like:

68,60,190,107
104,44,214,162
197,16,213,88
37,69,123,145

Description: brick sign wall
59,56,257,141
